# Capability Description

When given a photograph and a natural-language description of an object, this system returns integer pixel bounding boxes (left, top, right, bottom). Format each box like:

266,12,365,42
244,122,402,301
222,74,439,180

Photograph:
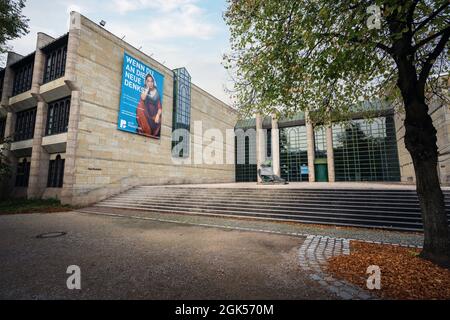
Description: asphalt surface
0,211,335,299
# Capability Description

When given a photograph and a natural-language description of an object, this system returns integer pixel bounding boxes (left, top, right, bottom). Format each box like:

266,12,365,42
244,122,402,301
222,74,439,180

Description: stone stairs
90,186,450,232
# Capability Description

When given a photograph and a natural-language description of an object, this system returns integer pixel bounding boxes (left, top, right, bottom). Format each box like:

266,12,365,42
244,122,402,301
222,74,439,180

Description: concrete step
94,186,450,232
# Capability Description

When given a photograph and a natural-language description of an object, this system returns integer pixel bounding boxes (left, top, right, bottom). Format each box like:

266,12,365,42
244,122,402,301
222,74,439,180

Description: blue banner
117,52,165,139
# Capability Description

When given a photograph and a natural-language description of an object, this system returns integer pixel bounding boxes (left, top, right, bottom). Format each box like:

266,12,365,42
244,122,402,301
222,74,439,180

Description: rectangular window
0,117,6,142
12,59,34,96
0,70,4,100
46,97,71,136
43,36,68,84
47,155,65,188
15,158,31,187
14,107,37,141
172,68,191,158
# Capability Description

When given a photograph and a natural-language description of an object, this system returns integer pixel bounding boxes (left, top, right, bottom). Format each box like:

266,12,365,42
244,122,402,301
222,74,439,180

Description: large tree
0,0,29,62
224,0,450,267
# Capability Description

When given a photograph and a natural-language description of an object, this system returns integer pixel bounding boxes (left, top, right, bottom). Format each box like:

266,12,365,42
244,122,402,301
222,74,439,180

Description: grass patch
0,198,73,215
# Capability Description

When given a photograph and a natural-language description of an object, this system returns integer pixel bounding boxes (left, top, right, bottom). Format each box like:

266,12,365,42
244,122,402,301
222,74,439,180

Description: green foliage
0,198,72,214
0,0,29,55
0,137,12,182
224,0,449,123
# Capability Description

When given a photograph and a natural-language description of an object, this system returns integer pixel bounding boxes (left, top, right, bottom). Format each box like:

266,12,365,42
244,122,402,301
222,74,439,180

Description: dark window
15,158,31,187
47,154,65,188
12,60,34,96
235,130,257,182
14,107,37,141
0,117,6,142
43,43,67,84
266,129,272,158
172,68,191,158
0,70,5,100
46,97,71,135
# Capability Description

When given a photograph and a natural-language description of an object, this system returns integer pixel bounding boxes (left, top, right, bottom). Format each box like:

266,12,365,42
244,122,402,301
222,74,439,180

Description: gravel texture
79,207,425,247
0,211,336,300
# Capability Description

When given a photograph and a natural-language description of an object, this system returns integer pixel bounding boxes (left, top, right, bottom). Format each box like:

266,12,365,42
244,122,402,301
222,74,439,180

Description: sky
2,0,234,105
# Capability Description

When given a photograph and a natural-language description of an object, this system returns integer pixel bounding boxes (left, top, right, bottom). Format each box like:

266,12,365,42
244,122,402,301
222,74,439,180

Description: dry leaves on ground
326,241,450,300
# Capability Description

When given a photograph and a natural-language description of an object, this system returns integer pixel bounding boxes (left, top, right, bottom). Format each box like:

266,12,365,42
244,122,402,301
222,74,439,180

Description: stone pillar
305,111,315,182
60,12,82,205
2,112,17,193
1,52,23,106
326,125,335,182
31,33,55,94
61,91,80,205
255,113,265,183
27,100,49,198
271,114,281,177
27,33,55,198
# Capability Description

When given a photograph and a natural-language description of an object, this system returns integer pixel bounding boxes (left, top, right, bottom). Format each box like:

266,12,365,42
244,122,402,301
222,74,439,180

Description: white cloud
111,0,216,40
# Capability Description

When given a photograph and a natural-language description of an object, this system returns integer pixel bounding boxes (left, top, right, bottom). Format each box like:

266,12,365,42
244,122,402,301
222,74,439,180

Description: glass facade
314,126,327,159
235,129,257,182
280,126,309,182
332,116,401,182
172,68,191,158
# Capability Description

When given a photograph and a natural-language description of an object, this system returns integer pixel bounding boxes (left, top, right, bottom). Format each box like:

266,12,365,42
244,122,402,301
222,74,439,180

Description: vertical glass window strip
280,126,309,182
46,97,71,136
15,158,31,187
172,68,191,158
12,59,34,96
332,116,400,182
14,107,37,141
47,154,65,188
0,70,4,100
266,129,272,159
0,117,6,142
314,126,327,158
234,130,257,182
43,38,68,84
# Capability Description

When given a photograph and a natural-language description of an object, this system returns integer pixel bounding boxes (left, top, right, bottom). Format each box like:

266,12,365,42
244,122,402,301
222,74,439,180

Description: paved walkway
299,235,376,300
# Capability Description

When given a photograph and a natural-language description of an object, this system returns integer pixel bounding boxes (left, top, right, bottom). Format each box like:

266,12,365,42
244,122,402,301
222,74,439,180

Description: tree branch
418,28,450,90
413,26,450,51
413,2,449,34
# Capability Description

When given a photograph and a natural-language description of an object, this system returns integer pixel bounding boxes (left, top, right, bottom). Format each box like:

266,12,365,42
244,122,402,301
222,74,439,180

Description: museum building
0,12,449,206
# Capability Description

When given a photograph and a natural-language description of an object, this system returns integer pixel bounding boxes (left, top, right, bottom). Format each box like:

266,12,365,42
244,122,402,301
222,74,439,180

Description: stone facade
0,12,237,206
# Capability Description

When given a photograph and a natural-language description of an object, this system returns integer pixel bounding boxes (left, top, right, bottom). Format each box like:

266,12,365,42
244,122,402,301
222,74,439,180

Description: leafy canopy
0,0,29,56
224,0,449,123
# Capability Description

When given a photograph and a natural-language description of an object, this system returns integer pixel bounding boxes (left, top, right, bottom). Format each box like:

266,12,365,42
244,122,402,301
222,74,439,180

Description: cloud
112,0,197,14
111,0,216,40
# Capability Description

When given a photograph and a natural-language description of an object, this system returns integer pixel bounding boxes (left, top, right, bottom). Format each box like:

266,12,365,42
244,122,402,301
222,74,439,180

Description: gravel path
79,207,425,247
0,211,336,299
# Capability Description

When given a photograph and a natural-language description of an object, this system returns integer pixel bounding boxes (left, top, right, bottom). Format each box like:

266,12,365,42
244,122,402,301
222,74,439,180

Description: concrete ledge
8,91,36,111
11,139,33,157
42,133,67,153
40,78,71,103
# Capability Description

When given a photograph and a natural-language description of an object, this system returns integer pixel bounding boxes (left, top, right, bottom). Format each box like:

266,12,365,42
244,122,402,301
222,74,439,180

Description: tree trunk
403,97,450,268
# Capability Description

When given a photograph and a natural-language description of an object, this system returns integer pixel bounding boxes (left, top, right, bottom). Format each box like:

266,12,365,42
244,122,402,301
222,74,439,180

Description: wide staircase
90,186,450,232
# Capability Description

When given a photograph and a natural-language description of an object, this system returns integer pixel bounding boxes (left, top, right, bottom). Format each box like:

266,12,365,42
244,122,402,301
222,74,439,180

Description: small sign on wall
117,52,165,139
